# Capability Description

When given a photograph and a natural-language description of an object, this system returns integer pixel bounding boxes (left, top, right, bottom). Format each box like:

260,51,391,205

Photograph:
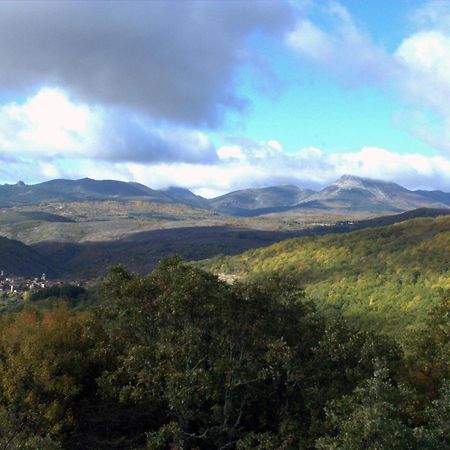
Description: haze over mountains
2,175,449,216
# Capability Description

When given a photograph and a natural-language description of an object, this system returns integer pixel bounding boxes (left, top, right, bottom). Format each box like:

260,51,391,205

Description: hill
162,186,210,209
207,175,450,216
198,214,450,335
32,226,304,279
208,185,314,216
414,189,450,205
0,178,174,206
0,236,55,277
0,207,446,280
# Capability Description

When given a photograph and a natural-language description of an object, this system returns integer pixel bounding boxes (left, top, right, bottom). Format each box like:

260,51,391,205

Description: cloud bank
2,131,449,197
0,89,217,164
0,0,292,127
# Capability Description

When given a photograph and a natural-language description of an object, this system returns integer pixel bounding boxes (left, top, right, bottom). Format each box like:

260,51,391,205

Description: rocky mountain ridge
1,175,449,216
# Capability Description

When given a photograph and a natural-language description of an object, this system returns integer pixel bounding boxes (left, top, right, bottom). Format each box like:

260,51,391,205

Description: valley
0,175,448,280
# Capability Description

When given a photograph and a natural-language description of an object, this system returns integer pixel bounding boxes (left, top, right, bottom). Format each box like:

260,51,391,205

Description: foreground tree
316,367,450,450
97,258,404,449
0,305,103,447
315,366,417,450
98,258,320,448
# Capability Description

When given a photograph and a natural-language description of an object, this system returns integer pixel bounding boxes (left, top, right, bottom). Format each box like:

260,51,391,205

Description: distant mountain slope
163,187,210,209
200,213,450,279
413,189,450,206
2,207,447,279
0,236,55,277
208,175,449,216
1,175,449,216
209,185,314,216
0,178,175,205
338,207,450,228
299,175,448,213
0,210,74,224
198,214,450,335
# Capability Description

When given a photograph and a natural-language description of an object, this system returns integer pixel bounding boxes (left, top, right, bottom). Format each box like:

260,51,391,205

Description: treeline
198,216,450,337
28,285,87,304
0,257,448,449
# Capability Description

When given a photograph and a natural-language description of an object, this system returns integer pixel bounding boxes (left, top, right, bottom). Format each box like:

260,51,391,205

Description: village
0,270,84,299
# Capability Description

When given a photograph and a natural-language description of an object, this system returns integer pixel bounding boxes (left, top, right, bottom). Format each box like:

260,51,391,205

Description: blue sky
0,0,449,196
224,0,443,156
230,52,432,155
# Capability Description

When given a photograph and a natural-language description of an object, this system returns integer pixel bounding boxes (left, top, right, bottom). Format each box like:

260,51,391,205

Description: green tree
315,367,417,450
98,258,321,448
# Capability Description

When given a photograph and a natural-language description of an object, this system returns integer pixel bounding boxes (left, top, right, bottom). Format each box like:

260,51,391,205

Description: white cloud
165,146,450,194
0,88,95,156
410,1,450,31
217,145,245,161
396,31,450,117
0,88,217,164
267,140,282,152
393,26,450,153
0,1,293,126
286,3,394,86
286,20,331,61
11,143,448,196
39,161,63,179
1,4,450,195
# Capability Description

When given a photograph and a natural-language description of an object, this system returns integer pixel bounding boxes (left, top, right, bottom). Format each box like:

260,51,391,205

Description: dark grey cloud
94,110,219,164
0,0,293,127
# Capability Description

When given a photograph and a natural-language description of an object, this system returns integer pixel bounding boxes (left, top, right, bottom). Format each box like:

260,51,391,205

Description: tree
315,366,417,450
98,258,321,448
0,305,104,447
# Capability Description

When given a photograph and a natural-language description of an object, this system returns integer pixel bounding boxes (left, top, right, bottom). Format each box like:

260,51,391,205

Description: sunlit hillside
199,215,450,336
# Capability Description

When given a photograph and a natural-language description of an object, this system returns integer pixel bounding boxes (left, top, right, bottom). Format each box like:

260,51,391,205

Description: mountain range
1,175,449,216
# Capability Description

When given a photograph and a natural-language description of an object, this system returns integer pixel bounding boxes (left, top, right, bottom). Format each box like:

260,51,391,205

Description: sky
1,0,450,197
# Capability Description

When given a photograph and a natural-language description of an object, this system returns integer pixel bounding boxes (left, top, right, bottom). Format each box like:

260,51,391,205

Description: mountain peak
334,174,401,189
336,174,373,184
163,186,208,208
164,186,194,194
338,174,364,181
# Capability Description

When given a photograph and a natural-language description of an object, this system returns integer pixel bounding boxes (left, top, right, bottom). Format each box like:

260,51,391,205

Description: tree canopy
0,256,447,448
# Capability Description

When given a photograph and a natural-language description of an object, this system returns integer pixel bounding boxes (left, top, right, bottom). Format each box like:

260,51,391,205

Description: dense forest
0,251,448,449
198,216,450,339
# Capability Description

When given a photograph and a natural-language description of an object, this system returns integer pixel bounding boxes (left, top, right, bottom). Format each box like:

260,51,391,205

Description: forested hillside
0,258,448,449
0,236,55,276
0,207,444,280
199,216,450,337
